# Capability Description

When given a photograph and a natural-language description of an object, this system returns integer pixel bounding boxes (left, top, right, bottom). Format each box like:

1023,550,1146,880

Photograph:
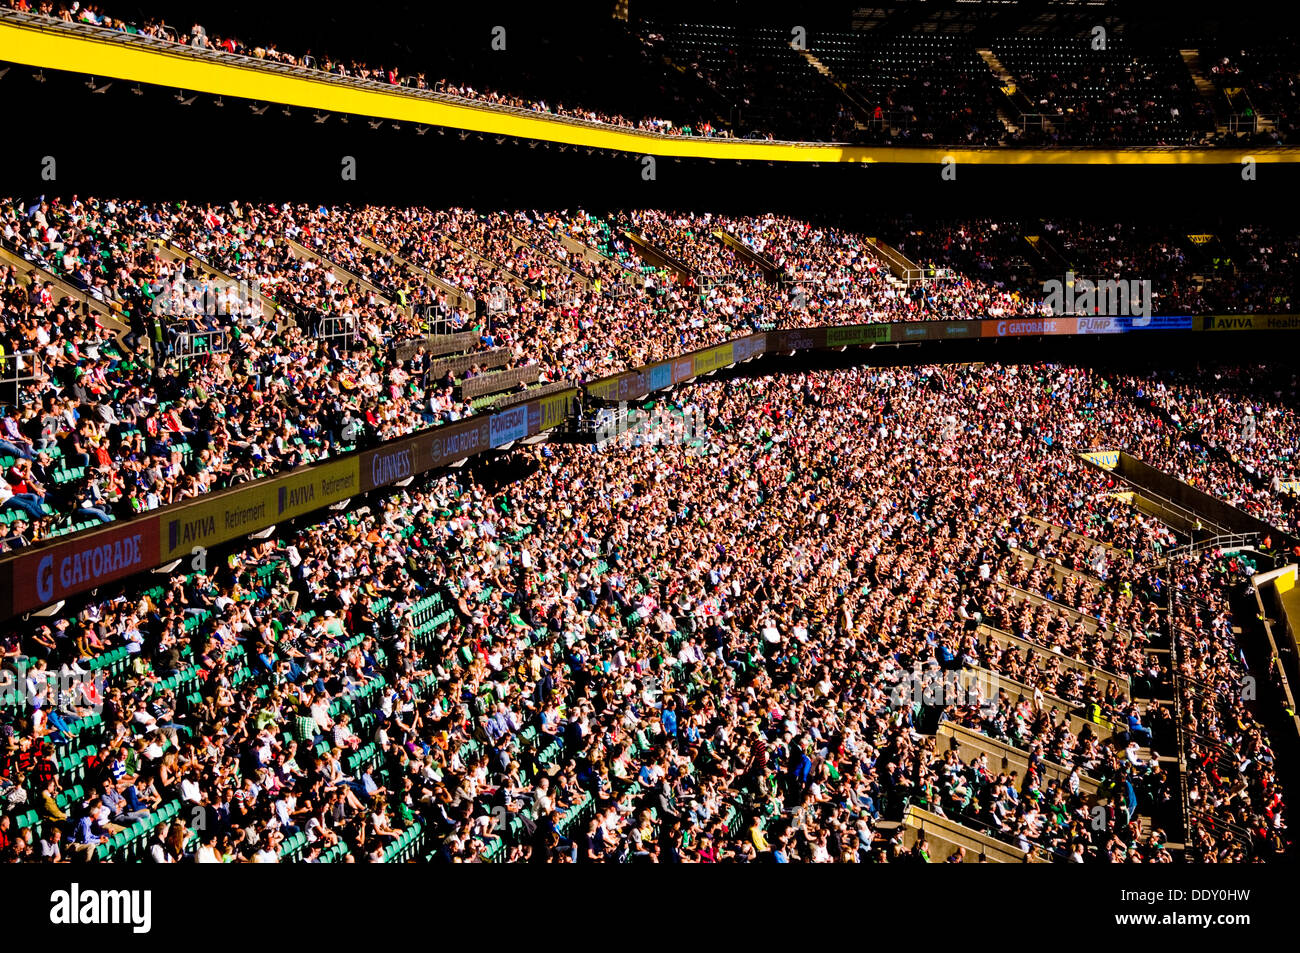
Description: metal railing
1167,585,1199,861
1170,582,1270,860
1088,460,1238,541
316,315,359,349
1164,533,1261,562
170,328,231,364
1222,111,1282,136
0,349,42,403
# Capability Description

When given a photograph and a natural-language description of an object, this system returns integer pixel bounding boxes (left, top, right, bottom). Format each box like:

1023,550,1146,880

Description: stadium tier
0,358,1290,864
2,1,1300,149
5,199,1300,552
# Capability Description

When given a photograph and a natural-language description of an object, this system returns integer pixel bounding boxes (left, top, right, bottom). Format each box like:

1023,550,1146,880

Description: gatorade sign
10,522,160,616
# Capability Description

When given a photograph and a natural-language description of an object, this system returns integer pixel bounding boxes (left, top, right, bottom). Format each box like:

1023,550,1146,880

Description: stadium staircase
506,234,592,290
862,237,925,286
713,230,782,284
975,47,1029,137
556,215,660,294
652,50,733,135
1180,49,1231,134
285,236,414,323
148,237,296,332
1025,228,1074,274
547,228,642,296
793,47,873,132
621,229,696,285
0,242,131,346
441,233,533,292
355,236,476,313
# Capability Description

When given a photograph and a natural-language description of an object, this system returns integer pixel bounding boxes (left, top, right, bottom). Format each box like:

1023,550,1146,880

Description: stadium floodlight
154,559,184,573
249,525,277,540
30,600,64,618
396,477,414,486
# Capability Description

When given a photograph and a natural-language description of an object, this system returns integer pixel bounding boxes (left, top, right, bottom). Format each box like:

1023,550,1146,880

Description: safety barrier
458,364,541,400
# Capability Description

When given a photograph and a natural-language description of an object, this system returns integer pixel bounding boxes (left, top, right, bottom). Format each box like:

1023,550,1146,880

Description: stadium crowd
0,362,1286,862
1117,366,1300,533
0,197,1062,543
5,197,1300,548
